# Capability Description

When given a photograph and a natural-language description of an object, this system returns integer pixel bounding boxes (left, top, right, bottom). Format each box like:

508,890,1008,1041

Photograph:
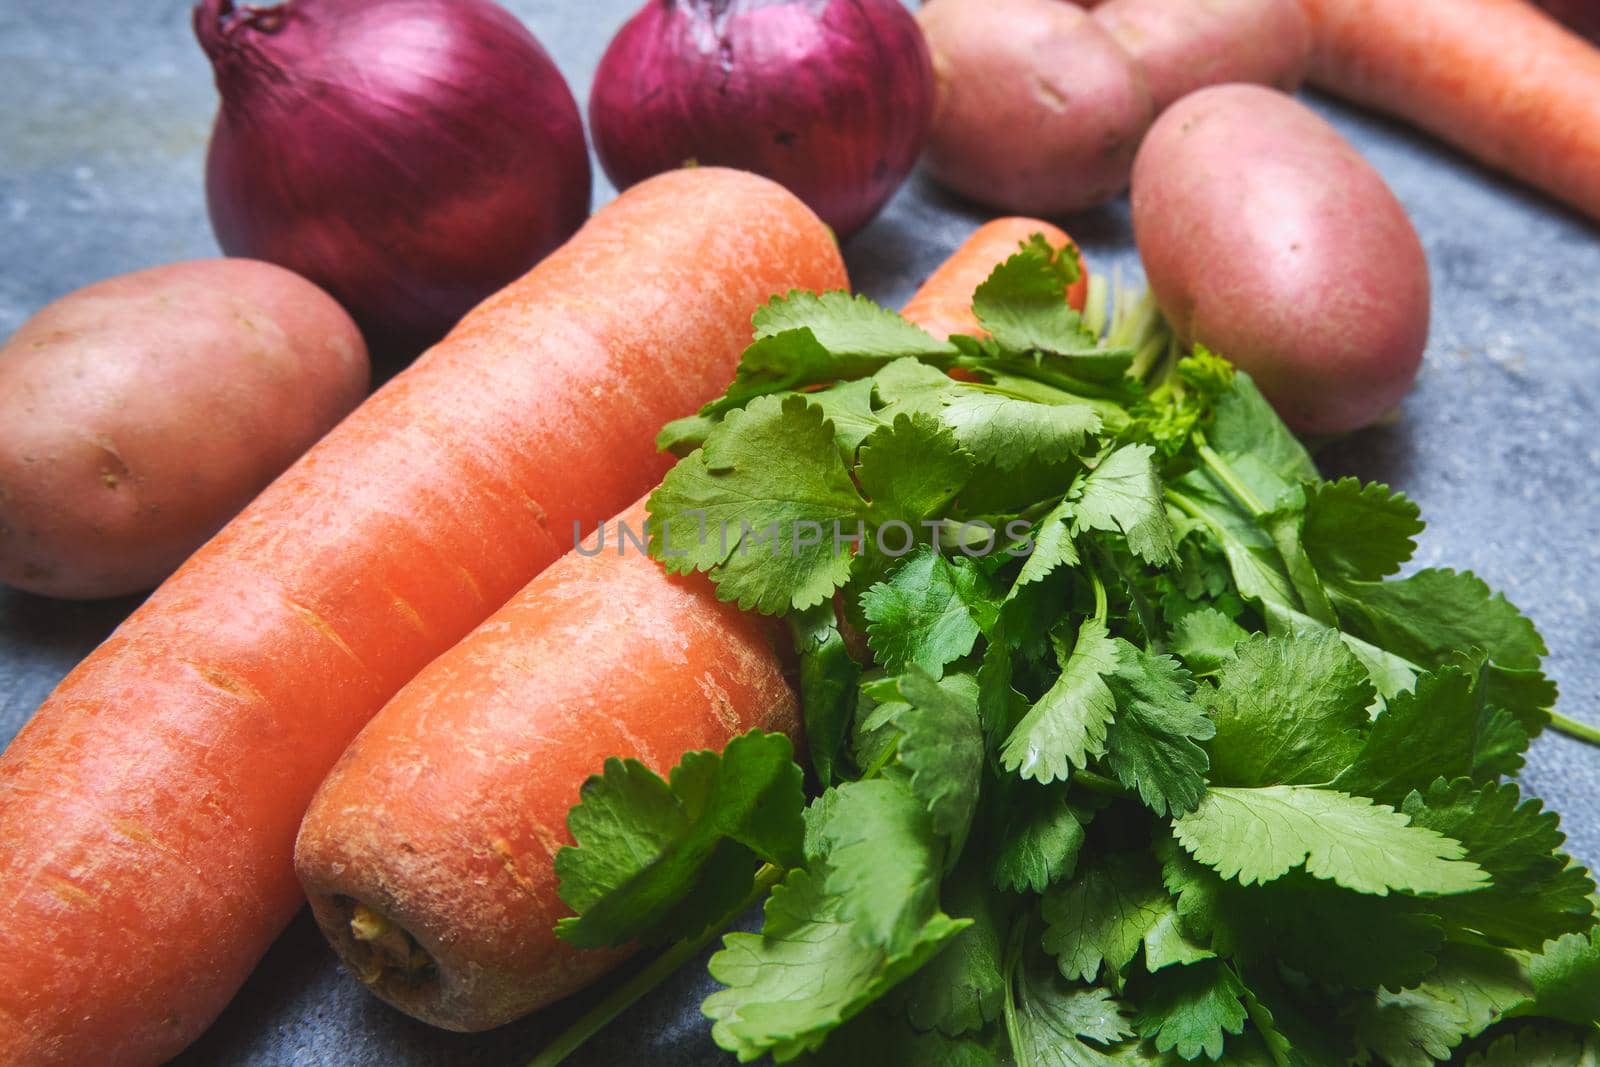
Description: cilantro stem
859,734,902,781
1090,570,1108,624
1549,710,1600,747
1000,915,1032,1067
1191,437,1339,628
525,864,785,1067
1194,435,1269,518
1071,768,1130,798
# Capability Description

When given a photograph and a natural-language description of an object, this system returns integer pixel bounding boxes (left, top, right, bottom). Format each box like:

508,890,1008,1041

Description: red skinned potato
1131,85,1429,434
1092,0,1312,111
918,0,1153,214
0,259,368,598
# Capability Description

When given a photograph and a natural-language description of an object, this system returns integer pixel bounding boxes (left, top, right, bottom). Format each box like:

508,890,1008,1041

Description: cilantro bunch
535,240,1600,1067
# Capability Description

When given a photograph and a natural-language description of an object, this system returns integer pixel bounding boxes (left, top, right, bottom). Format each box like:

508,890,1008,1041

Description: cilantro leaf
873,357,957,424
1299,478,1422,581
1463,1026,1600,1067
941,392,1102,472
970,235,1096,358
1011,945,1139,1067
791,603,861,788
1173,785,1487,895
554,731,805,948
1001,618,1121,784
1013,497,1080,590
1519,924,1600,1027
857,412,975,528
1132,959,1247,1061
808,377,885,457
1140,897,1215,972
894,669,986,855
1343,944,1533,1067
1073,444,1177,566
1205,372,1318,487
1401,778,1595,948
1168,608,1249,676
811,777,946,954
1103,649,1214,817
705,289,956,415
703,866,968,1063
1332,667,1500,806
862,548,995,678
753,289,956,361
1327,567,1548,675
1201,631,1372,788
1042,851,1169,983
649,394,863,614
900,861,1007,1036
991,784,1088,894
1162,838,1445,990
797,1000,1005,1066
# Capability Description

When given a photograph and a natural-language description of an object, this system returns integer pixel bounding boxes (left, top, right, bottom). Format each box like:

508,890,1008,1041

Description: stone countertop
1,1,1596,1063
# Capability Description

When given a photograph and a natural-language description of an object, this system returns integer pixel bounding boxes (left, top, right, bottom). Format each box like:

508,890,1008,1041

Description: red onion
195,0,591,356
590,0,934,238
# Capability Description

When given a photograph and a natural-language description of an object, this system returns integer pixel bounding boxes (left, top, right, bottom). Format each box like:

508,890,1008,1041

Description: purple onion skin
196,0,591,358
590,0,934,238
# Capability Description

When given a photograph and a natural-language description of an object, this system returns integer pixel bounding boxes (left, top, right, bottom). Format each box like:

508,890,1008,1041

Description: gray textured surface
1,0,1597,1064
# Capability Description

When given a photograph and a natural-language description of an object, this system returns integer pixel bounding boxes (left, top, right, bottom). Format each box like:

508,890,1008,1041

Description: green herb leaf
1168,608,1249,676
862,548,996,678
1010,946,1139,1067
1462,1026,1600,1067
1132,959,1247,1061
754,290,957,362
791,604,861,788
1299,478,1423,581
991,785,1088,894
1519,924,1600,1027
900,861,1008,1036
704,866,968,1062
1173,785,1487,895
1201,631,1372,788
857,412,976,528
1001,618,1121,785
970,236,1093,357
555,731,805,948
1401,778,1595,948
1103,649,1214,817
1042,851,1169,983
811,777,947,954
941,393,1102,472
1161,839,1445,990
1333,668,1500,805
1343,944,1533,1067
894,669,987,855
1013,497,1080,591
649,394,863,614
1073,444,1177,566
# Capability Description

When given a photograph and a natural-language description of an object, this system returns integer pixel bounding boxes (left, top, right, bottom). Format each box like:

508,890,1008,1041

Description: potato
1093,0,1312,112
1131,85,1429,434
918,0,1154,214
0,259,368,598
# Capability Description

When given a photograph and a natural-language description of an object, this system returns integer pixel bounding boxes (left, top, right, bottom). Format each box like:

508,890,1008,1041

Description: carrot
0,167,845,1067
291,218,1085,1032
900,217,1088,341
1299,0,1600,222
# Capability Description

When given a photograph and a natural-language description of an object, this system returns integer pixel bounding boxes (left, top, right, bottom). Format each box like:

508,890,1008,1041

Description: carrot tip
338,897,437,991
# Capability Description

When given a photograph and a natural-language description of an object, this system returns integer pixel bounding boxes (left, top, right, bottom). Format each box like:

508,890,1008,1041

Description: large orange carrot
900,217,1088,340
292,219,1086,1033
0,167,844,1067
1300,0,1600,222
